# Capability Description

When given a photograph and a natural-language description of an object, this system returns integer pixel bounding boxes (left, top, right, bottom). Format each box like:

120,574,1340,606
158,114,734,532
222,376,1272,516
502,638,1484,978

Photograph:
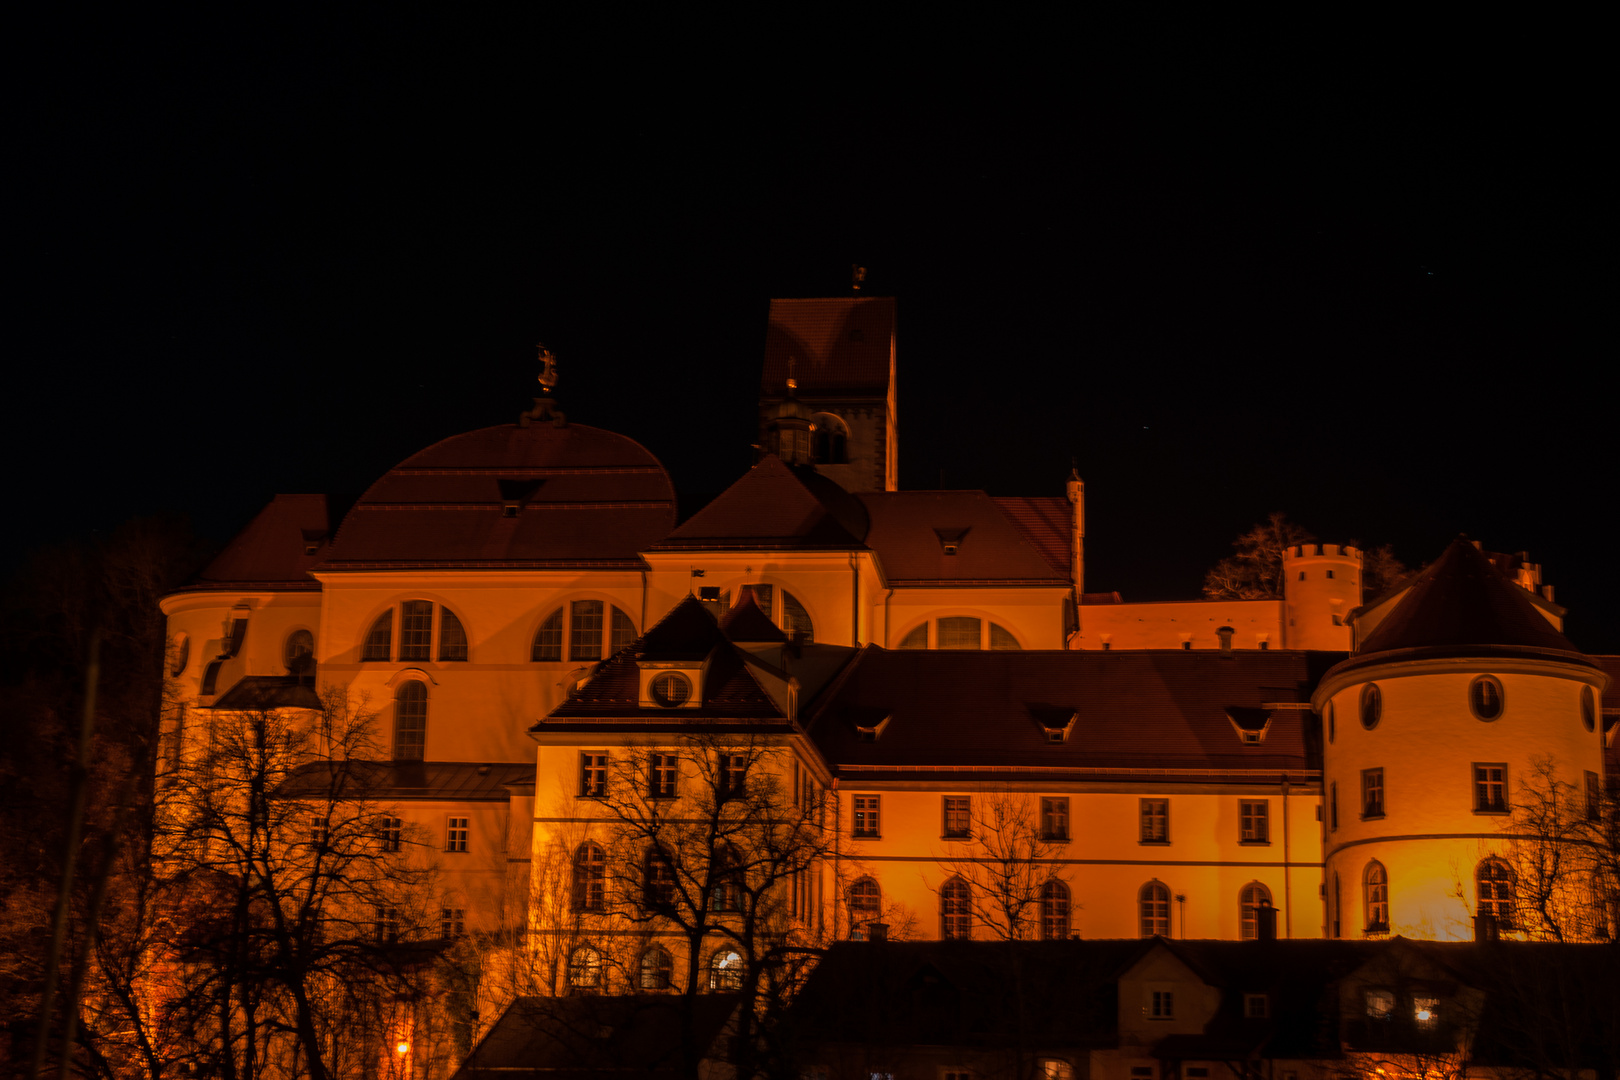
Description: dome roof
321,422,676,569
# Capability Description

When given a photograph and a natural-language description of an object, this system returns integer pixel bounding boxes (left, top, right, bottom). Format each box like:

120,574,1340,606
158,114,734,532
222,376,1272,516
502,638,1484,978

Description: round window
651,672,692,708
170,633,190,676
1469,675,1505,721
1360,683,1382,730
1326,700,1336,744
1581,685,1596,732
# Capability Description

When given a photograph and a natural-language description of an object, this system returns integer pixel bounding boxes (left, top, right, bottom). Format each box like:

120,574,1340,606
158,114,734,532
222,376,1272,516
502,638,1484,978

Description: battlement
1284,543,1362,561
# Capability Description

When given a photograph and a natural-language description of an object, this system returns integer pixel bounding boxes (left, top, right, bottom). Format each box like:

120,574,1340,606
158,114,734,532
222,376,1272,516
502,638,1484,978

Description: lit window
848,877,881,936
1041,797,1069,841
570,600,604,660
393,681,427,761
569,946,602,991
1042,879,1071,940
573,842,605,911
941,877,971,939
1363,861,1389,932
446,817,469,853
1413,995,1439,1029
649,753,679,798
639,946,673,990
438,608,468,661
943,796,972,838
399,600,433,661
651,672,691,708
897,624,928,649
1361,768,1384,818
853,795,880,838
938,616,982,650
580,753,607,798
1469,675,1504,721
1140,799,1169,843
1039,1062,1075,1080
1473,763,1508,813
363,610,393,661
531,609,563,661
1140,882,1170,937
1360,683,1381,729
1239,882,1272,940
709,949,744,991
1241,800,1269,843
1244,993,1269,1018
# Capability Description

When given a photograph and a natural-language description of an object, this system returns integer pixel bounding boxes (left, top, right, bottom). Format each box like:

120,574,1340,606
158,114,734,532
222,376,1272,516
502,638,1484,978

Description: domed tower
1282,543,1361,650
1312,538,1608,941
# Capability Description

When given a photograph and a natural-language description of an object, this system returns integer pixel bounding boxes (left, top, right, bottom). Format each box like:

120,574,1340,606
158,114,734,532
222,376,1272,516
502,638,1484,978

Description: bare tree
1496,755,1616,943
1203,512,1316,600
933,790,1070,941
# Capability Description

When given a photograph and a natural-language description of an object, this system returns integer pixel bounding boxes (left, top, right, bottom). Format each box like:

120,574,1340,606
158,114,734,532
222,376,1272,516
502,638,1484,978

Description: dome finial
519,342,567,427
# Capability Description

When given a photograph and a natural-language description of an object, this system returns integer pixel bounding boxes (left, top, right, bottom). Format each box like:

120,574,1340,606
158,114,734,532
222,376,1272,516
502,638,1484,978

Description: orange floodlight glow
396,1041,410,1056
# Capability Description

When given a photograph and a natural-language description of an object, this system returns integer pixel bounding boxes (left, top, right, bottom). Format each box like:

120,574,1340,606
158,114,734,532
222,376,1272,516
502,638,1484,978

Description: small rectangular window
1361,768,1384,819
1244,993,1269,1018
376,905,401,943
1240,800,1270,843
446,816,469,853
1140,798,1169,843
440,907,465,939
399,600,433,661
580,753,607,798
1326,569,1335,579
943,796,972,838
1150,989,1174,1019
309,815,328,849
1473,763,1508,813
649,753,678,799
380,815,402,853
718,752,747,798
853,795,880,838
1041,797,1070,841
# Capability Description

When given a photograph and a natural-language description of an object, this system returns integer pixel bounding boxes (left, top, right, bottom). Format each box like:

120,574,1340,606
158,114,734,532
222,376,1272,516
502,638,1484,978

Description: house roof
993,496,1074,578
272,760,534,801
858,491,1073,585
208,675,322,712
178,493,337,593
804,648,1323,779
719,587,787,643
649,456,868,551
761,296,895,398
1341,538,1594,672
452,994,740,1080
318,422,675,570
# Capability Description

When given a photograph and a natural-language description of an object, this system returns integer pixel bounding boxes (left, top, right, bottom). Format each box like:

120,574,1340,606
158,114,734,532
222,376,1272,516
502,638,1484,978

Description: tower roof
1351,537,1590,665
761,296,895,398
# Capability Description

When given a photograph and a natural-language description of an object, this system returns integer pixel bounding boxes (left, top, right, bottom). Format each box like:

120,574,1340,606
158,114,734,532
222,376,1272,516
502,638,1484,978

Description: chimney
1256,899,1277,941
867,922,888,942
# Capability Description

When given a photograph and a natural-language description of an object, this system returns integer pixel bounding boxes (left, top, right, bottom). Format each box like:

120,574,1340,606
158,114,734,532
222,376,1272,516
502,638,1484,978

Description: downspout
849,554,860,646
1282,775,1292,938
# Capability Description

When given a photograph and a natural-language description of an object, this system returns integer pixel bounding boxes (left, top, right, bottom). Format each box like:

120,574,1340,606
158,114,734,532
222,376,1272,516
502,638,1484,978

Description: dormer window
650,672,691,708
934,527,969,556
854,713,892,742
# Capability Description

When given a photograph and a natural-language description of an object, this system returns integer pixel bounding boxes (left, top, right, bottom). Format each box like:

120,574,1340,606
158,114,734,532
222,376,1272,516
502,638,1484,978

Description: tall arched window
399,600,433,660
849,877,881,937
284,629,315,674
1363,861,1389,932
533,604,636,662
1139,881,1170,937
1041,879,1071,940
572,842,605,912
938,617,982,650
570,600,605,660
941,877,972,939
568,946,601,992
532,609,563,661
782,591,814,643
644,848,676,909
438,608,469,661
393,681,427,761
709,949,744,991
1240,881,1272,940
1477,859,1514,927
989,623,1021,650
712,844,743,913
897,624,928,649
611,606,638,652
638,946,673,990
363,611,393,661
811,413,849,464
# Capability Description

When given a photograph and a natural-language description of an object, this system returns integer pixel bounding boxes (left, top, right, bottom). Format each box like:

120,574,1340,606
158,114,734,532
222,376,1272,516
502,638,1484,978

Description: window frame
362,610,394,662
573,842,606,912
568,945,602,992
445,815,470,854
1239,881,1272,940
580,752,608,798
648,752,679,799
1468,674,1505,721
638,945,674,991
1363,860,1389,933
942,795,972,839
532,601,638,663
940,876,972,940
1041,796,1070,842
848,876,882,936
1472,762,1509,814
1140,798,1170,844
1240,799,1270,844
399,600,434,661
852,795,881,839
1041,878,1071,940
1476,857,1514,926
392,680,428,762
1139,881,1170,937
1360,768,1385,820
1360,682,1382,730
709,948,745,991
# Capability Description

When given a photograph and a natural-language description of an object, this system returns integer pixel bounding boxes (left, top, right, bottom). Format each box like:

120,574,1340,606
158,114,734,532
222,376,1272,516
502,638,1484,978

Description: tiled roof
805,648,1321,778
272,760,533,801
649,456,868,551
1349,538,1591,666
453,994,739,1080
539,596,787,725
761,297,895,397
993,496,1073,578
719,587,787,643
320,423,675,569
858,491,1072,586
208,675,322,711
179,494,336,592
1082,591,1124,605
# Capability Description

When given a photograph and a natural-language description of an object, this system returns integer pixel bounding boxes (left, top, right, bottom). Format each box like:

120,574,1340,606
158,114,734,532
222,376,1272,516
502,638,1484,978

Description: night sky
12,15,1614,650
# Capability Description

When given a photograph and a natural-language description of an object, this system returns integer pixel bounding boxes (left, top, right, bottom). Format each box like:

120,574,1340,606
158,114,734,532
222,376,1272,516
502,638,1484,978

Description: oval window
1326,700,1336,744
1360,683,1382,730
170,633,190,676
651,672,691,708
1581,685,1596,732
1469,675,1504,721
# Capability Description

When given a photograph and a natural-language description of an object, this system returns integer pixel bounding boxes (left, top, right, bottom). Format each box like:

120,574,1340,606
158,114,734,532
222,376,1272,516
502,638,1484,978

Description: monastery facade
158,296,1618,997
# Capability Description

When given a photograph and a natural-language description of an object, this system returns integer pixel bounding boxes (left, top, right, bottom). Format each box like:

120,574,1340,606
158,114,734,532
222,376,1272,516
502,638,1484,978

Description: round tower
1283,543,1361,650
1312,538,1608,942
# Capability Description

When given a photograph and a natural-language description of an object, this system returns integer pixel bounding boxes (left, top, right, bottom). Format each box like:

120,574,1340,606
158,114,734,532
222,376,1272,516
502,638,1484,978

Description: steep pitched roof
805,648,1321,779
858,491,1072,585
208,675,322,712
179,493,337,592
319,422,675,569
1351,537,1589,664
993,496,1074,578
649,456,868,551
719,587,787,643
761,296,895,397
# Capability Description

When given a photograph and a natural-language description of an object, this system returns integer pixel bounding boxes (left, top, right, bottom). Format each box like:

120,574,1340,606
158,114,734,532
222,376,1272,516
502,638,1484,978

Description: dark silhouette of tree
1202,512,1316,600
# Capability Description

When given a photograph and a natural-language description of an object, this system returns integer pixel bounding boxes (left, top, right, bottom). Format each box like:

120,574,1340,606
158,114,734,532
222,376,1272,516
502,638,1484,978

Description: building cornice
1312,651,1608,711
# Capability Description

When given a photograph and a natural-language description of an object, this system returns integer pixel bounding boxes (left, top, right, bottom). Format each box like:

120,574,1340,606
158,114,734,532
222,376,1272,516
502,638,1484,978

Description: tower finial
537,343,559,391
519,342,567,427
851,264,868,292
785,355,797,394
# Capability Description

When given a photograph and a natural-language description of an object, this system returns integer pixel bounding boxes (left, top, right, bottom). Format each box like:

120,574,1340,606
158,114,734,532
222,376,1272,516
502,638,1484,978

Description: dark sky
12,15,1615,650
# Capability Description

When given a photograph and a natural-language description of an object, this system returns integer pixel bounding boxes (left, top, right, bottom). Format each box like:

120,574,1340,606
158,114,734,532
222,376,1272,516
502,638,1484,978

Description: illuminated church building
159,295,1619,967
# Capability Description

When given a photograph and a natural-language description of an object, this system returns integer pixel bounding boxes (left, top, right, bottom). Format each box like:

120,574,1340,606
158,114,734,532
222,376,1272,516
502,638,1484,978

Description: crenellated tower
1283,543,1361,650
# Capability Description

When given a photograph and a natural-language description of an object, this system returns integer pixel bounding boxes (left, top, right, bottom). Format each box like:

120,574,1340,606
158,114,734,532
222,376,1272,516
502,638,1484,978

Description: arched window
1360,683,1382,730
1363,861,1389,932
709,949,744,991
399,600,433,660
712,844,743,913
363,611,393,662
611,606,638,652
1477,859,1514,927
532,609,563,661
849,877,881,937
1240,881,1272,940
989,623,1021,650
568,946,601,992
1041,879,1071,940
938,617,982,650
572,843,605,912
897,624,928,649
782,591,814,644
811,413,849,464
1038,1062,1076,1080
1469,675,1505,721
644,848,676,909
1139,881,1170,937
941,877,972,939
438,608,469,661
284,629,315,675
638,946,673,990
393,681,427,761
570,600,605,660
